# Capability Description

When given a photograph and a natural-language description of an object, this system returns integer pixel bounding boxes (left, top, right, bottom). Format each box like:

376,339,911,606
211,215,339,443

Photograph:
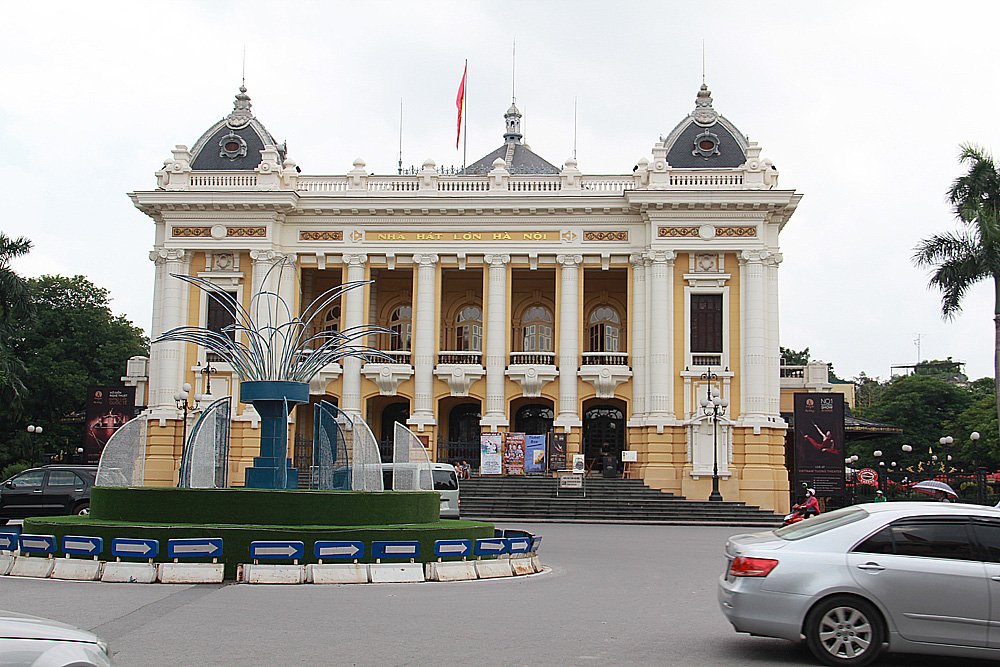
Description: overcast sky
2,1,998,381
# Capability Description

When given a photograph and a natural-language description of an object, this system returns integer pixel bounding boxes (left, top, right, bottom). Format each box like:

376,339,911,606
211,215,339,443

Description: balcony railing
581,352,629,366
691,354,722,367
437,351,483,365
780,365,805,378
510,352,556,366
374,350,412,365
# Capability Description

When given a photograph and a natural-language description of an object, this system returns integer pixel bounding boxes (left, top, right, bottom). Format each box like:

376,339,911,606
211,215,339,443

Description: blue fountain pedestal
240,381,309,490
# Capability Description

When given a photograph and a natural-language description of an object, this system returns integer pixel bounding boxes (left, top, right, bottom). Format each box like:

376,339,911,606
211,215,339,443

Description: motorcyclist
792,488,821,517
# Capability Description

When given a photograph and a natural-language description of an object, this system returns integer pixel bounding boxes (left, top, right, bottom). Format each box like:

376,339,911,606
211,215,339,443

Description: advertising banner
504,432,526,475
480,432,503,475
524,434,546,474
84,386,137,463
793,393,846,499
548,432,567,471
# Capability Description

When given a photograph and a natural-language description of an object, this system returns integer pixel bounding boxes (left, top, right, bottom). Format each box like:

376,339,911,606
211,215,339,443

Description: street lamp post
873,450,883,493
971,431,985,504
700,368,729,502
26,425,44,463
201,359,217,398
172,383,202,463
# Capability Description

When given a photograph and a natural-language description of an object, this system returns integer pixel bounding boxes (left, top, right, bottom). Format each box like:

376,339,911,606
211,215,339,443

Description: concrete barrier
238,564,305,584
531,555,543,572
51,558,102,581
475,558,514,579
306,563,368,584
510,556,534,576
0,554,13,576
426,561,478,582
101,562,158,583
369,562,424,583
9,556,54,579
159,562,225,584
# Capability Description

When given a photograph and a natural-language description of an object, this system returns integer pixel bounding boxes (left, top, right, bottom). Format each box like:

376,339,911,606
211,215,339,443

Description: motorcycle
781,504,819,527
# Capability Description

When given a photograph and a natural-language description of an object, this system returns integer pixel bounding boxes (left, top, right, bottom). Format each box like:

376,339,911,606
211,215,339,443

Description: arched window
324,304,341,333
588,305,620,353
455,305,482,351
388,305,412,351
521,305,553,352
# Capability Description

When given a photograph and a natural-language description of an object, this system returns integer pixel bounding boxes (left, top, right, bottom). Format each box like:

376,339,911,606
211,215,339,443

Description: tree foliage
0,275,148,468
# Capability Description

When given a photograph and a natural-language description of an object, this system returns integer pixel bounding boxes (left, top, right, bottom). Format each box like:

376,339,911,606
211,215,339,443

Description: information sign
62,535,103,556
434,539,472,558
111,538,159,559
480,432,503,475
167,538,223,559
372,541,420,559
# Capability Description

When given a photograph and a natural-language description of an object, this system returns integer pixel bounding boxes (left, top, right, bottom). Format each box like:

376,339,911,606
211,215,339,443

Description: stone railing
509,352,556,366
437,351,483,365
669,171,744,188
581,352,629,366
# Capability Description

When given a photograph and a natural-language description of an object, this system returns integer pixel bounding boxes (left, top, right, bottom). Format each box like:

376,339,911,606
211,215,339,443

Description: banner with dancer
84,386,137,463
793,393,845,499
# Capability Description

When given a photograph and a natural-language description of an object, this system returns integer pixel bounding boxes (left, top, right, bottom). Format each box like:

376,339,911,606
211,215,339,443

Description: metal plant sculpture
156,261,391,383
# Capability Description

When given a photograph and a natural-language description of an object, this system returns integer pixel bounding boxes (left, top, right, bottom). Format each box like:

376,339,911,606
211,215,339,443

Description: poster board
504,432,526,475
572,454,586,475
524,434,546,474
793,393,846,499
480,432,503,475
84,386,137,463
548,432,567,471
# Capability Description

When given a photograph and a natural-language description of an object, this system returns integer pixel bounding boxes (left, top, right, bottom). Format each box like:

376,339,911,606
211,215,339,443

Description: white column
408,253,439,430
765,253,783,418
341,254,367,415
148,248,189,410
741,250,769,421
554,254,582,429
482,254,511,429
627,254,647,425
647,250,675,425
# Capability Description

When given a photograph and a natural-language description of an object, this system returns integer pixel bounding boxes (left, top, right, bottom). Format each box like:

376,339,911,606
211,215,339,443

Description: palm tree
0,232,32,322
913,143,1000,429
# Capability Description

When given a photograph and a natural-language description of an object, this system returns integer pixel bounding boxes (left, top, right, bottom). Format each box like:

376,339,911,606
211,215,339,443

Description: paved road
1,522,991,666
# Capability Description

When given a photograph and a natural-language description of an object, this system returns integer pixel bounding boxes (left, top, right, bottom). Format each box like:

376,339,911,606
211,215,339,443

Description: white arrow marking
438,544,468,555
478,541,504,552
254,545,297,557
318,545,359,557
174,543,219,555
0,536,15,548
384,545,416,555
64,539,98,552
116,542,152,555
21,538,52,550
510,541,529,551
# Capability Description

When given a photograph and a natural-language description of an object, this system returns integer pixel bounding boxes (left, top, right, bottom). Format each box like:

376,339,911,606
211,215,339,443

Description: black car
0,465,97,524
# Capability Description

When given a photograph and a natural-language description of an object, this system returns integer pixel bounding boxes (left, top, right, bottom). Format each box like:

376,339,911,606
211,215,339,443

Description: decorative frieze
715,226,757,237
299,230,344,241
170,226,267,238
658,226,699,238
583,231,628,242
658,225,756,239
172,227,212,237
227,226,266,237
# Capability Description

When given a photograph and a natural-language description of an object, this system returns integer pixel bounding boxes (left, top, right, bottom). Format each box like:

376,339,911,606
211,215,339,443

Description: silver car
0,610,113,666
719,502,1000,666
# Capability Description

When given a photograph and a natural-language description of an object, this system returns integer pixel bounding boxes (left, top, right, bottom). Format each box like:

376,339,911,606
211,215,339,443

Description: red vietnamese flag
456,62,467,149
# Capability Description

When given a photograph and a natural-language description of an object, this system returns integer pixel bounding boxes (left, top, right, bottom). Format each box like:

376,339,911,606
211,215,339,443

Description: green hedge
24,516,495,580
91,487,440,526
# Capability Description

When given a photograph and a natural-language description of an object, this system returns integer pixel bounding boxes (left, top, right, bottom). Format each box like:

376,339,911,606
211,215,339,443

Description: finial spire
227,84,253,129
692,82,718,127
702,40,706,85
503,102,523,144
511,37,517,104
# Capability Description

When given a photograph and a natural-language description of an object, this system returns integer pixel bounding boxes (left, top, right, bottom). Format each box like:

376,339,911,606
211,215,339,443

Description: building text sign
365,230,558,242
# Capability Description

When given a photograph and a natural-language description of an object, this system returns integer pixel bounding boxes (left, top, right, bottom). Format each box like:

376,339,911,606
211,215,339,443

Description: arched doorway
582,402,625,475
442,402,481,468
514,403,554,435
379,401,409,463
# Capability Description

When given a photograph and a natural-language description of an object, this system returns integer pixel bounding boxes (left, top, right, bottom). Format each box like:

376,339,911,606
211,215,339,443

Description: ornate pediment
506,364,558,398
362,363,414,396
434,364,485,397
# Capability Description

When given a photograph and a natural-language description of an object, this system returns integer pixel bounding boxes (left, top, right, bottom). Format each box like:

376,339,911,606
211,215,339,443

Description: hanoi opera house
130,82,801,512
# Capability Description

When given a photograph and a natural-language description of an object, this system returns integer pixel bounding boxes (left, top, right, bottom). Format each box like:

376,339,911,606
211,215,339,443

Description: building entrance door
582,405,625,476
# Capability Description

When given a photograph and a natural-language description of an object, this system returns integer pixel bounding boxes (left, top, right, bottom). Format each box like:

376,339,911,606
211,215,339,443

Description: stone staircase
459,476,784,527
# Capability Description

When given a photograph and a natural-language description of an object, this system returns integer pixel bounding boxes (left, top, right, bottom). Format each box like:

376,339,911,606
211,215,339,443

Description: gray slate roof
189,87,285,171
463,142,560,175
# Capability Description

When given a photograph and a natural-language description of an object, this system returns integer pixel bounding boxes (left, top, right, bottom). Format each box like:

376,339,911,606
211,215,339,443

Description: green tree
914,143,1000,435
851,373,970,469
0,275,148,467
946,377,1000,469
0,233,32,418
780,346,810,365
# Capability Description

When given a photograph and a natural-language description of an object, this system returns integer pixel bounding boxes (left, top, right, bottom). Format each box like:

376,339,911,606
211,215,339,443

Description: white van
380,462,460,519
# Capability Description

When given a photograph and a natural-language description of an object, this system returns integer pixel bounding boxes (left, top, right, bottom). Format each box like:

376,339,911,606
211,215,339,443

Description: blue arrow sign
506,537,531,554
531,536,542,553
250,541,304,560
0,533,17,552
62,535,103,556
372,541,420,560
314,540,364,560
167,538,223,559
19,534,56,554
111,538,159,559
434,539,471,558
474,538,508,556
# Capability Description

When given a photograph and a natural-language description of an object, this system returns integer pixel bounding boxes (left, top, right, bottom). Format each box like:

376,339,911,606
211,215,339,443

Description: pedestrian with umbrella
911,480,958,502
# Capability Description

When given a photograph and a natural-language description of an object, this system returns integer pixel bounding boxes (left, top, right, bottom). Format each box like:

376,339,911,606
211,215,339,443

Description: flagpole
462,59,468,172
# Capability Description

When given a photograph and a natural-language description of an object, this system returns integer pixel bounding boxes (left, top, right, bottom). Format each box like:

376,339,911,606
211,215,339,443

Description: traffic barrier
510,557,534,576
238,563,305,584
102,561,159,583
531,555,543,573
474,558,513,579
426,560,477,581
158,538,225,583
307,563,368,584
9,556,55,579
52,557,103,581
0,555,12,576
369,562,424,583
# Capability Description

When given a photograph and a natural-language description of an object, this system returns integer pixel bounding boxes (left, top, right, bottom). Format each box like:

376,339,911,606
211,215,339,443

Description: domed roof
662,84,748,169
189,86,286,171
463,102,559,175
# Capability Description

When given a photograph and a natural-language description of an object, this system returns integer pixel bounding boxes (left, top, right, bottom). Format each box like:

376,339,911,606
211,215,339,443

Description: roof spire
503,102,523,144
227,84,253,129
692,82,718,127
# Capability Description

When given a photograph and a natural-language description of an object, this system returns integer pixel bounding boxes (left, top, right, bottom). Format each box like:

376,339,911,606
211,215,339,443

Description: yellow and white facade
131,83,801,512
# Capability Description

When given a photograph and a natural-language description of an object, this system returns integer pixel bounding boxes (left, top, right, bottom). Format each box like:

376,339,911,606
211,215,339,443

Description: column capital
764,252,783,267
250,249,288,263
630,253,648,267
740,249,770,263
412,253,439,266
484,253,511,267
646,249,675,264
150,248,185,264
556,253,583,267
342,253,368,267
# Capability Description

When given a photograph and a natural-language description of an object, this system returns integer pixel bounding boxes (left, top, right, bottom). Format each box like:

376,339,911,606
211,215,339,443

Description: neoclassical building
131,82,800,512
